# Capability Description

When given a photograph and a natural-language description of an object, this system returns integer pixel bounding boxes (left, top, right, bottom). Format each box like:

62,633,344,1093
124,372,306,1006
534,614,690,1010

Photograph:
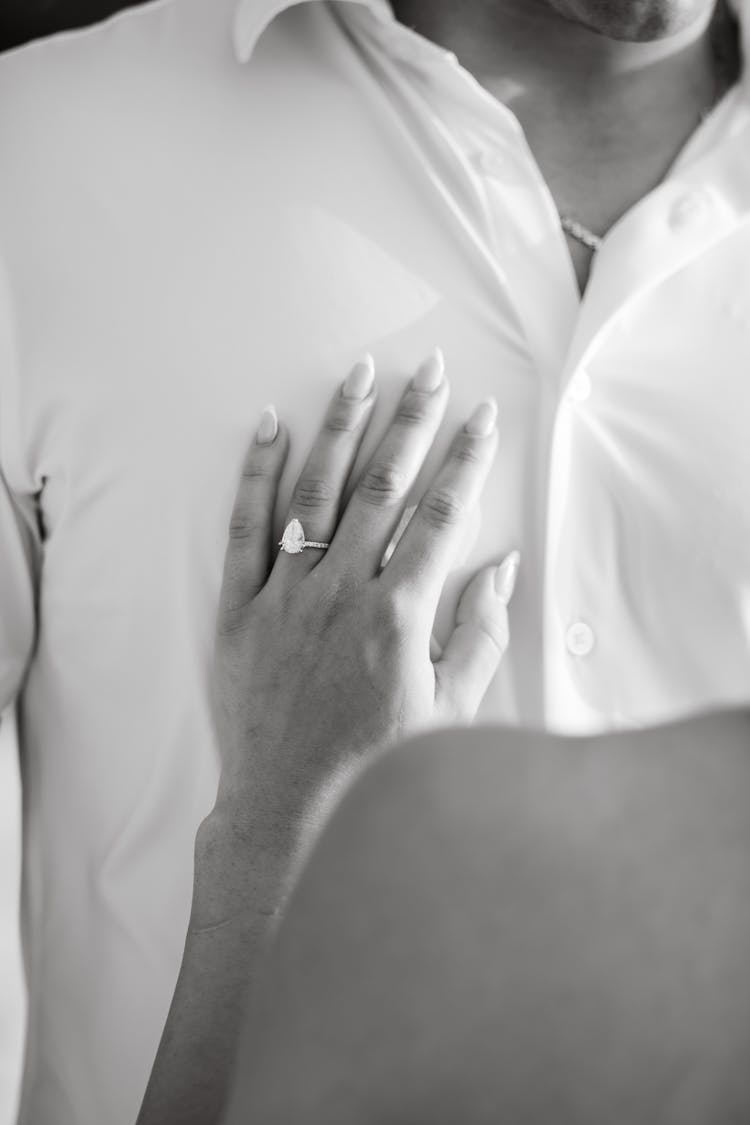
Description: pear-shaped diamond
281,518,306,554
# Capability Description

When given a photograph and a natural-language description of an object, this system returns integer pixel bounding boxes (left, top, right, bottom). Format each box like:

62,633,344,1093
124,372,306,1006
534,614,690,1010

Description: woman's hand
211,348,519,840
137,353,519,1124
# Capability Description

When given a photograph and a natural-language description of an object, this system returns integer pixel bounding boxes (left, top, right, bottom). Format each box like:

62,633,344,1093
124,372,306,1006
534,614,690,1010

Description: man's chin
546,0,713,42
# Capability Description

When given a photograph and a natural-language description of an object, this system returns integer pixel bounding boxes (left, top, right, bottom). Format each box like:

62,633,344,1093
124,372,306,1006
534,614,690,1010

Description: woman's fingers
434,552,520,719
328,349,449,577
383,398,499,609
217,407,289,634
269,356,377,588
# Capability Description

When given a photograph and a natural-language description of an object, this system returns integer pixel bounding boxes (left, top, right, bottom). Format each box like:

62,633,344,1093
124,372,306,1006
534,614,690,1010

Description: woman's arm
136,351,518,1125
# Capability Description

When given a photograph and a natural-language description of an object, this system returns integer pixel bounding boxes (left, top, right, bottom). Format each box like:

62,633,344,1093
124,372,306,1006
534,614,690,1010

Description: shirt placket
542,122,750,730
334,2,750,730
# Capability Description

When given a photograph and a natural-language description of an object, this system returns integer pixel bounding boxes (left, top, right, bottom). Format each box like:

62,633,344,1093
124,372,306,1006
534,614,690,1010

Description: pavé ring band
279,518,330,554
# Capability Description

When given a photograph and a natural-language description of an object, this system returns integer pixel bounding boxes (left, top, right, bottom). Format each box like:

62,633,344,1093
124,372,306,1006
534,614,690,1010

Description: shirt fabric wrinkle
1,1,749,1122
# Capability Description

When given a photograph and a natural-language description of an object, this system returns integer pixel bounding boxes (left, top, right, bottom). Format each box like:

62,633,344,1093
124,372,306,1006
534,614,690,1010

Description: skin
225,716,750,1124
390,0,735,291
547,0,714,40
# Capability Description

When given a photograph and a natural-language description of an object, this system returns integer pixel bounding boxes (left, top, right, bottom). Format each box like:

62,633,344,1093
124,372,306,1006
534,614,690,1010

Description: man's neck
389,1,728,138
390,1,737,290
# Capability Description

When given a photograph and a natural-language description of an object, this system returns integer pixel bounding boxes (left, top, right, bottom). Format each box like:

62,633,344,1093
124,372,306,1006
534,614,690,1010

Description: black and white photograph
0,0,749,1122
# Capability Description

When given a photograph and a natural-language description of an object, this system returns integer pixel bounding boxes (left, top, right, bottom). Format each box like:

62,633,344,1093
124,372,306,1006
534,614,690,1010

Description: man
0,1,748,1122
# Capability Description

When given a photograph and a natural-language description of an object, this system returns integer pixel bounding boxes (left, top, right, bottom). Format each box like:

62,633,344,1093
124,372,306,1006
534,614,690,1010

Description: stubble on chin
544,0,712,41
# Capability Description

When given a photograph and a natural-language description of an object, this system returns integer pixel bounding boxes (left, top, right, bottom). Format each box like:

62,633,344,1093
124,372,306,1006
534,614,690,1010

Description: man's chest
3,12,750,726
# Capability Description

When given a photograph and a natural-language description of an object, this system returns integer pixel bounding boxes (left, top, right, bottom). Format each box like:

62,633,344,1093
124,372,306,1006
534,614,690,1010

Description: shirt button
567,369,592,403
566,621,595,657
668,190,710,231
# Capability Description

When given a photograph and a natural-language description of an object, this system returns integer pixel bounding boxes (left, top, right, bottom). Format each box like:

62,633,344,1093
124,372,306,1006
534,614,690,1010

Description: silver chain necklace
559,214,603,252
558,95,724,255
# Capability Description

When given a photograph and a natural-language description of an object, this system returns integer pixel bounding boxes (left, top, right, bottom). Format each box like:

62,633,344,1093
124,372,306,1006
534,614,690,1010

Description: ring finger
269,355,377,589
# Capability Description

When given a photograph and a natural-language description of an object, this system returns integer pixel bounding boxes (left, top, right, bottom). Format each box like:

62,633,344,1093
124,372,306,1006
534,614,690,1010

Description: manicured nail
256,404,278,445
412,346,445,393
465,397,498,437
342,353,375,400
495,550,520,604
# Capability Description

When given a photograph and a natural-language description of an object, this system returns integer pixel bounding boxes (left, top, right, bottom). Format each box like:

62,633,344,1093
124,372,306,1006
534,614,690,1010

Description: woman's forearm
136,803,302,1125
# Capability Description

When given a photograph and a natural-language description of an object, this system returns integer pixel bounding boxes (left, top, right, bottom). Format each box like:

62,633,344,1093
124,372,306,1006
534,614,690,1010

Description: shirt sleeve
0,253,39,712
0,462,38,712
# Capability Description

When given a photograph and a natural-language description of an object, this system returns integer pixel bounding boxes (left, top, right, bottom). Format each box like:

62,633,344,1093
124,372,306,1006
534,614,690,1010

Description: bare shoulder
331,707,750,863
225,711,750,1125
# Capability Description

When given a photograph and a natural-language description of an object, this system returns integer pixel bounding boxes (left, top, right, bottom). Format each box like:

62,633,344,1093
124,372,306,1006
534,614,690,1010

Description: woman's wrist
191,773,328,932
190,800,296,932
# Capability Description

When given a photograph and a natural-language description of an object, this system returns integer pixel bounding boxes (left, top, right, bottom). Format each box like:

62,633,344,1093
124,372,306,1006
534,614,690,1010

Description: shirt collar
232,0,393,63
234,0,749,83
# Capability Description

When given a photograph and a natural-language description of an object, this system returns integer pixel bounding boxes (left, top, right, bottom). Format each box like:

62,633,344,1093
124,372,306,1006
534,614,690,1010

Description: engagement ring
279,518,330,554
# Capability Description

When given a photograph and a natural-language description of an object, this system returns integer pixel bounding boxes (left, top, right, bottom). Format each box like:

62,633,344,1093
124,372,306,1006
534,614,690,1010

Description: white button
443,50,459,66
476,150,505,178
566,621,595,657
668,190,710,231
567,369,592,403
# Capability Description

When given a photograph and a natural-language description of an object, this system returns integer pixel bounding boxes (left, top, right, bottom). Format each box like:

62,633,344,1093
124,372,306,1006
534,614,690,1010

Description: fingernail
465,397,498,437
412,346,444,393
256,404,278,445
495,550,520,604
342,353,375,400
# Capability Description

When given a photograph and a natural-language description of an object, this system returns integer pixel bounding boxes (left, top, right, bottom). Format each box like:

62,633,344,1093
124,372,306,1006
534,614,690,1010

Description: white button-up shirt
1,0,749,1121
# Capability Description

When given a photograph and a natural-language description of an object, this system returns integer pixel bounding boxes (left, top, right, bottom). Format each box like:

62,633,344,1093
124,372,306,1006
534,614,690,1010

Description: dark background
0,1,148,52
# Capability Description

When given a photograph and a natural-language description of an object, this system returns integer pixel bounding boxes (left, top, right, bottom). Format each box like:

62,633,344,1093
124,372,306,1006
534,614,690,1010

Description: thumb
434,551,520,720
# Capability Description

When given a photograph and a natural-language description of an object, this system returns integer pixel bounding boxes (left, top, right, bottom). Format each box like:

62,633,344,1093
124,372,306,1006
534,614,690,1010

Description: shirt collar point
232,0,394,63
232,34,252,65
233,0,287,63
